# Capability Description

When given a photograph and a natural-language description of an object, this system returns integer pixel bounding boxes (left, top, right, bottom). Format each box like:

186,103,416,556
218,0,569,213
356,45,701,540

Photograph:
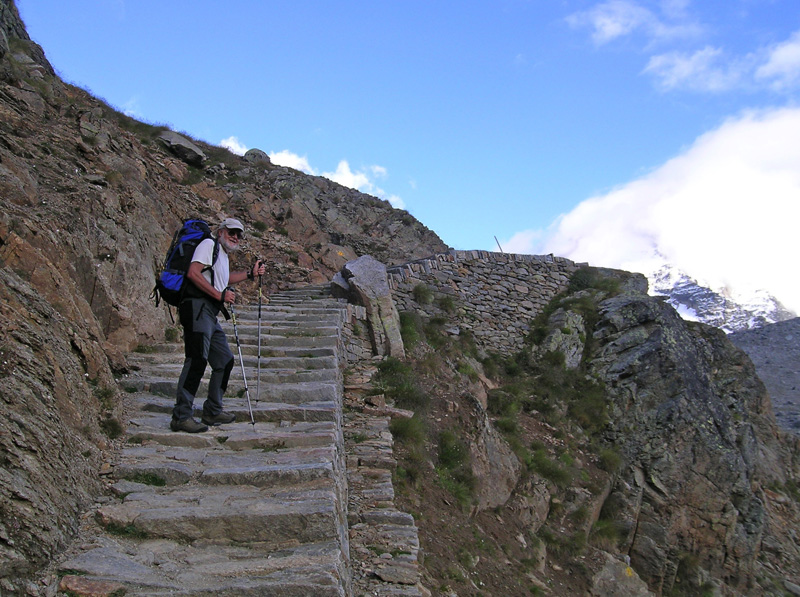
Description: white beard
219,236,240,253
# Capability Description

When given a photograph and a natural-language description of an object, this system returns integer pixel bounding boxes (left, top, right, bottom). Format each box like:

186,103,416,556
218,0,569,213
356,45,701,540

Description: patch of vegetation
436,430,475,509
438,295,457,314
389,415,426,446
375,357,428,410
598,447,622,472
125,471,166,486
399,311,423,348
165,327,180,342
105,522,149,539
100,417,123,439
412,283,434,305
95,386,116,409
134,344,157,353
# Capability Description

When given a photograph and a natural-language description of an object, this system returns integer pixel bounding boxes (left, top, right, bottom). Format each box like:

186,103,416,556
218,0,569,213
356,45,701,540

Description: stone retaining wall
341,303,375,363
387,250,582,356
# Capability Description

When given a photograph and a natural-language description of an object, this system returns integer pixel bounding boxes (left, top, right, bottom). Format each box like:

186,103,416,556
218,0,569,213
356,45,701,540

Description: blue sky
17,1,800,311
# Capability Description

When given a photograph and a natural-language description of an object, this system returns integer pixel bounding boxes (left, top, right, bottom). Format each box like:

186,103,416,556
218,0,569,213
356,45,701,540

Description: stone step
128,353,338,371
112,443,338,489
128,363,339,384
122,377,340,404
96,484,340,545
229,333,340,349
125,412,337,450
58,539,347,596
131,393,340,424
60,291,359,597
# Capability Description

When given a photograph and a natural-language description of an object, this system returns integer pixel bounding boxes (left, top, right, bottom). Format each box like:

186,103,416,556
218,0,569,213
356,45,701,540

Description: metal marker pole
229,303,255,426
256,272,263,404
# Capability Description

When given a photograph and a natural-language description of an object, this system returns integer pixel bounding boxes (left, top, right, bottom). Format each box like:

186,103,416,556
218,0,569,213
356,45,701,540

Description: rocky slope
387,267,800,595
731,317,800,435
0,0,445,591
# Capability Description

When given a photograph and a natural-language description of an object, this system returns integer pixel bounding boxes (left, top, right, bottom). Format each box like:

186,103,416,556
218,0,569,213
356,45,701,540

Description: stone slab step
129,353,338,370
125,412,337,450
113,443,338,488
132,394,340,423
229,333,340,349
96,485,339,545
58,538,347,596
129,363,339,384
121,376,340,404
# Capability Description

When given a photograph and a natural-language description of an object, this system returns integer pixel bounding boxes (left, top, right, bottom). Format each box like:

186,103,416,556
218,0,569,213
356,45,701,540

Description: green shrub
438,295,457,313
389,416,426,446
436,430,475,508
598,447,622,472
530,449,571,486
399,311,423,348
375,357,428,410
100,417,123,439
412,283,434,305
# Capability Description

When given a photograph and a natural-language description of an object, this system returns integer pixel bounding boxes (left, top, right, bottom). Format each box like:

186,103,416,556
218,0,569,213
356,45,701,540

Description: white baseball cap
219,218,244,232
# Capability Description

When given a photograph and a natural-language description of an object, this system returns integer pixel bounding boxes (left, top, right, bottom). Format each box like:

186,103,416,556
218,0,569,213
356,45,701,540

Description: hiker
170,217,266,433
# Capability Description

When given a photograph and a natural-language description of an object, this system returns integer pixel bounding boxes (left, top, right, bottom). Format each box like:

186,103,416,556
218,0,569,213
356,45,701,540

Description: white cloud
322,160,371,190
220,136,248,156
266,153,406,208
756,30,800,90
566,0,699,45
269,150,316,175
508,107,800,313
567,0,652,44
321,160,406,208
643,46,748,92
121,96,142,118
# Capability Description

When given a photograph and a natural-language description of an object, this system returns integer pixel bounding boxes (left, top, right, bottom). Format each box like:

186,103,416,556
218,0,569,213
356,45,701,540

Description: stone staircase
54,286,423,596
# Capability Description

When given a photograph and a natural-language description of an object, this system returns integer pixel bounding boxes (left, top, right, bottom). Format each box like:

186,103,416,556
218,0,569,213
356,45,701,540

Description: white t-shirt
191,238,230,294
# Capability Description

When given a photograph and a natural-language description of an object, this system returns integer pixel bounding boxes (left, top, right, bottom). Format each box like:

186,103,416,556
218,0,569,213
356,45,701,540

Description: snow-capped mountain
649,265,796,333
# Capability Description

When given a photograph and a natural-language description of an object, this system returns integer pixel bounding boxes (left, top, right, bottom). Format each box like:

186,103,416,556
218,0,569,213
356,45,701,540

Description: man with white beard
170,217,266,433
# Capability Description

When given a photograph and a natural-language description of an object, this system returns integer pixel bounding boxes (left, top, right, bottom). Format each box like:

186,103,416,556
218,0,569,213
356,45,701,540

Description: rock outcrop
336,255,405,358
522,267,800,595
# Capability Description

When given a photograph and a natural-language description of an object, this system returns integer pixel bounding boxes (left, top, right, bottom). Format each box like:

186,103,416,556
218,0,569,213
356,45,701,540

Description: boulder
340,255,404,358
158,131,206,167
244,148,271,164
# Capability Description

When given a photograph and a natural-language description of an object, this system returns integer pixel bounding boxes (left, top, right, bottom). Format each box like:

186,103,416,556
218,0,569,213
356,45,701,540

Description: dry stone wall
387,250,583,355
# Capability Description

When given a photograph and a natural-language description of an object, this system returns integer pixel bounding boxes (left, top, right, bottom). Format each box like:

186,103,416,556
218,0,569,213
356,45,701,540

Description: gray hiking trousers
172,298,234,421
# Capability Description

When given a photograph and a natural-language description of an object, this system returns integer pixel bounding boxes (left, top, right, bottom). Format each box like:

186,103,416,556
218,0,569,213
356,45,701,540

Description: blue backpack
152,219,219,307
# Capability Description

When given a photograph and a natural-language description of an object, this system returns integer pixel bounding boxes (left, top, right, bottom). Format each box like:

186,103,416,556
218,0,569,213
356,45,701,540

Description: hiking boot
170,417,208,433
201,411,236,426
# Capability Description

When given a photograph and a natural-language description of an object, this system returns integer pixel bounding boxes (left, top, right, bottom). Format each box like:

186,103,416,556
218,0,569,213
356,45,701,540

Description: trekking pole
229,303,256,427
256,268,263,404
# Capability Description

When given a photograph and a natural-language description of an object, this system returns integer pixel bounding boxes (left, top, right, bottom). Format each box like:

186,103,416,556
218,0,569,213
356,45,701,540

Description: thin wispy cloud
569,2,800,93
566,0,700,46
643,46,750,92
756,30,800,90
505,107,800,313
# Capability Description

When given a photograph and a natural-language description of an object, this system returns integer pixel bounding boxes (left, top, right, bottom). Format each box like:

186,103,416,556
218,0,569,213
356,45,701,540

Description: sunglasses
226,229,243,239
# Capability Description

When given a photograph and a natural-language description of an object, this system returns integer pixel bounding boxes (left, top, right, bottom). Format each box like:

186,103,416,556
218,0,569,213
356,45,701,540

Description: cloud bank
505,107,800,313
